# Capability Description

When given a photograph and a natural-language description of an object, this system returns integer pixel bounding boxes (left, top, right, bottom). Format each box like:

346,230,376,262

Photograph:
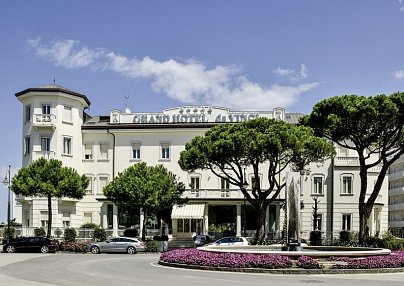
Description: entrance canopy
171,204,205,219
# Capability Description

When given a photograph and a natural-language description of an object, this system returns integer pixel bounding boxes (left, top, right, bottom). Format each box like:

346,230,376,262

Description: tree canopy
179,117,335,243
301,93,404,242
11,158,89,238
103,162,185,240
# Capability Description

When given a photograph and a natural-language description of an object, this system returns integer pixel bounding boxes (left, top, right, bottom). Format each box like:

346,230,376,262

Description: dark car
194,235,211,247
3,236,58,253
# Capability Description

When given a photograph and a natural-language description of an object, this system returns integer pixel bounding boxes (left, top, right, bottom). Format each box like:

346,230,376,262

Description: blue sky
1,0,404,222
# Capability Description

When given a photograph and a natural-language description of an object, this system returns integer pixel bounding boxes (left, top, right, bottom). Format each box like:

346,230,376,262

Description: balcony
389,170,404,181
32,114,56,128
389,186,404,196
334,156,359,167
389,202,404,212
183,189,264,200
389,220,404,229
32,151,56,160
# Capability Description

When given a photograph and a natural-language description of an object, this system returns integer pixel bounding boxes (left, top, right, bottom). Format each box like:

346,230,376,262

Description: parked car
88,237,145,254
2,236,59,253
206,236,250,247
194,235,211,247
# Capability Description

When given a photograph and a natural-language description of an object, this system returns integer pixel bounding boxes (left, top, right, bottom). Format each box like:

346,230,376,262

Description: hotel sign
111,106,278,124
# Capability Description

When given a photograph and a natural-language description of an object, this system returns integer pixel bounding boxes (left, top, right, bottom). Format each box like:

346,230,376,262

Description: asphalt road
1,253,404,286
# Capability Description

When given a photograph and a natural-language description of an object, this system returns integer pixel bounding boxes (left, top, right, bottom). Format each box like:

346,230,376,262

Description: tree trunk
254,204,267,244
359,205,371,243
47,194,52,238
142,210,148,241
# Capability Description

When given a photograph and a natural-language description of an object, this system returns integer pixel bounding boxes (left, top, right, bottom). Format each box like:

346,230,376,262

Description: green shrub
309,231,323,246
93,227,107,242
123,228,138,238
366,236,385,248
64,228,77,242
80,223,99,229
339,231,351,243
2,225,15,239
34,227,46,237
146,240,160,252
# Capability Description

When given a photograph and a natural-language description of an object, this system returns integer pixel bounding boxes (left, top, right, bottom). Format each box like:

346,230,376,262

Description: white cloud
27,37,103,69
27,38,319,110
393,70,404,80
273,64,308,82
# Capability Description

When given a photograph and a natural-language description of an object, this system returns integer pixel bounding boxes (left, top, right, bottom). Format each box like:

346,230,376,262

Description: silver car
88,237,145,254
206,236,250,247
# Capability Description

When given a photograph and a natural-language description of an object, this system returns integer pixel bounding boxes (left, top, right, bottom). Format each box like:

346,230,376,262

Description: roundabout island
158,246,404,274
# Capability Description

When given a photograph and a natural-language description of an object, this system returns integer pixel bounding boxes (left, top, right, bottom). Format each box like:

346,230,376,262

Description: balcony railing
334,156,359,167
183,189,256,199
32,151,56,160
33,114,56,128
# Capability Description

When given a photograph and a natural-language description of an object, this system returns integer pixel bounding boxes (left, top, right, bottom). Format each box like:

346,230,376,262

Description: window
40,211,48,228
341,174,353,194
63,137,72,155
220,178,230,197
83,213,93,223
24,136,31,155
339,146,348,156
221,178,229,189
84,144,93,160
85,176,93,194
25,105,31,122
314,213,322,231
63,106,72,123
42,104,51,114
41,136,50,152
342,214,352,231
190,176,200,197
99,176,109,194
132,143,141,160
62,212,70,228
312,176,323,195
99,144,108,160
161,143,170,160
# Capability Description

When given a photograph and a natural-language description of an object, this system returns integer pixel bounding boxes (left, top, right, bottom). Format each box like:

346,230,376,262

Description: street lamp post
2,165,11,245
242,168,248,237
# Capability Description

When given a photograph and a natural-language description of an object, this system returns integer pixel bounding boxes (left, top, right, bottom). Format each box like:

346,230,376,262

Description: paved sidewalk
0,253,57,286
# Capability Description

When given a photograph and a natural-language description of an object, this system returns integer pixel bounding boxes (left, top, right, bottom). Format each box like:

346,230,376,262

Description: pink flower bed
329,251,404,269
160,248,292,269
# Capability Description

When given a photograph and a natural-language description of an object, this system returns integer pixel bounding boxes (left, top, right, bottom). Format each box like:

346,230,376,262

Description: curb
158,260,404,275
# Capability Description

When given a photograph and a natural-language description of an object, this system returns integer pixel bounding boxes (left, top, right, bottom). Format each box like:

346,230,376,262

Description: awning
171,204,205,219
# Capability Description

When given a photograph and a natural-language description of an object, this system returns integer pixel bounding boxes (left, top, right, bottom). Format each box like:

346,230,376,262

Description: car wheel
127,246,136,254
41,246,50,253
91,246,100,254
6,245,15,253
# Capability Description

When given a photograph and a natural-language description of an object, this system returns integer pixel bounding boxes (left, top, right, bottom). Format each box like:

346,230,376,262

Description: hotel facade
13,84,389,240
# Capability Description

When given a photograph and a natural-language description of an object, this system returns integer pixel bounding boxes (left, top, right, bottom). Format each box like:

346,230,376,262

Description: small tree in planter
93,227,107,242
310,197,322,246
64,228,77,242
339,230,351,244
34,227,46,237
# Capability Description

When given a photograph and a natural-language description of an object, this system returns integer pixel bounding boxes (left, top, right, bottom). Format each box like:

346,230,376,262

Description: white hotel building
13,84,389,240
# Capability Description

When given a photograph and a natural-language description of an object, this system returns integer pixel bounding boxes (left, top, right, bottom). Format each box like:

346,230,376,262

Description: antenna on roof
124,95,131,113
